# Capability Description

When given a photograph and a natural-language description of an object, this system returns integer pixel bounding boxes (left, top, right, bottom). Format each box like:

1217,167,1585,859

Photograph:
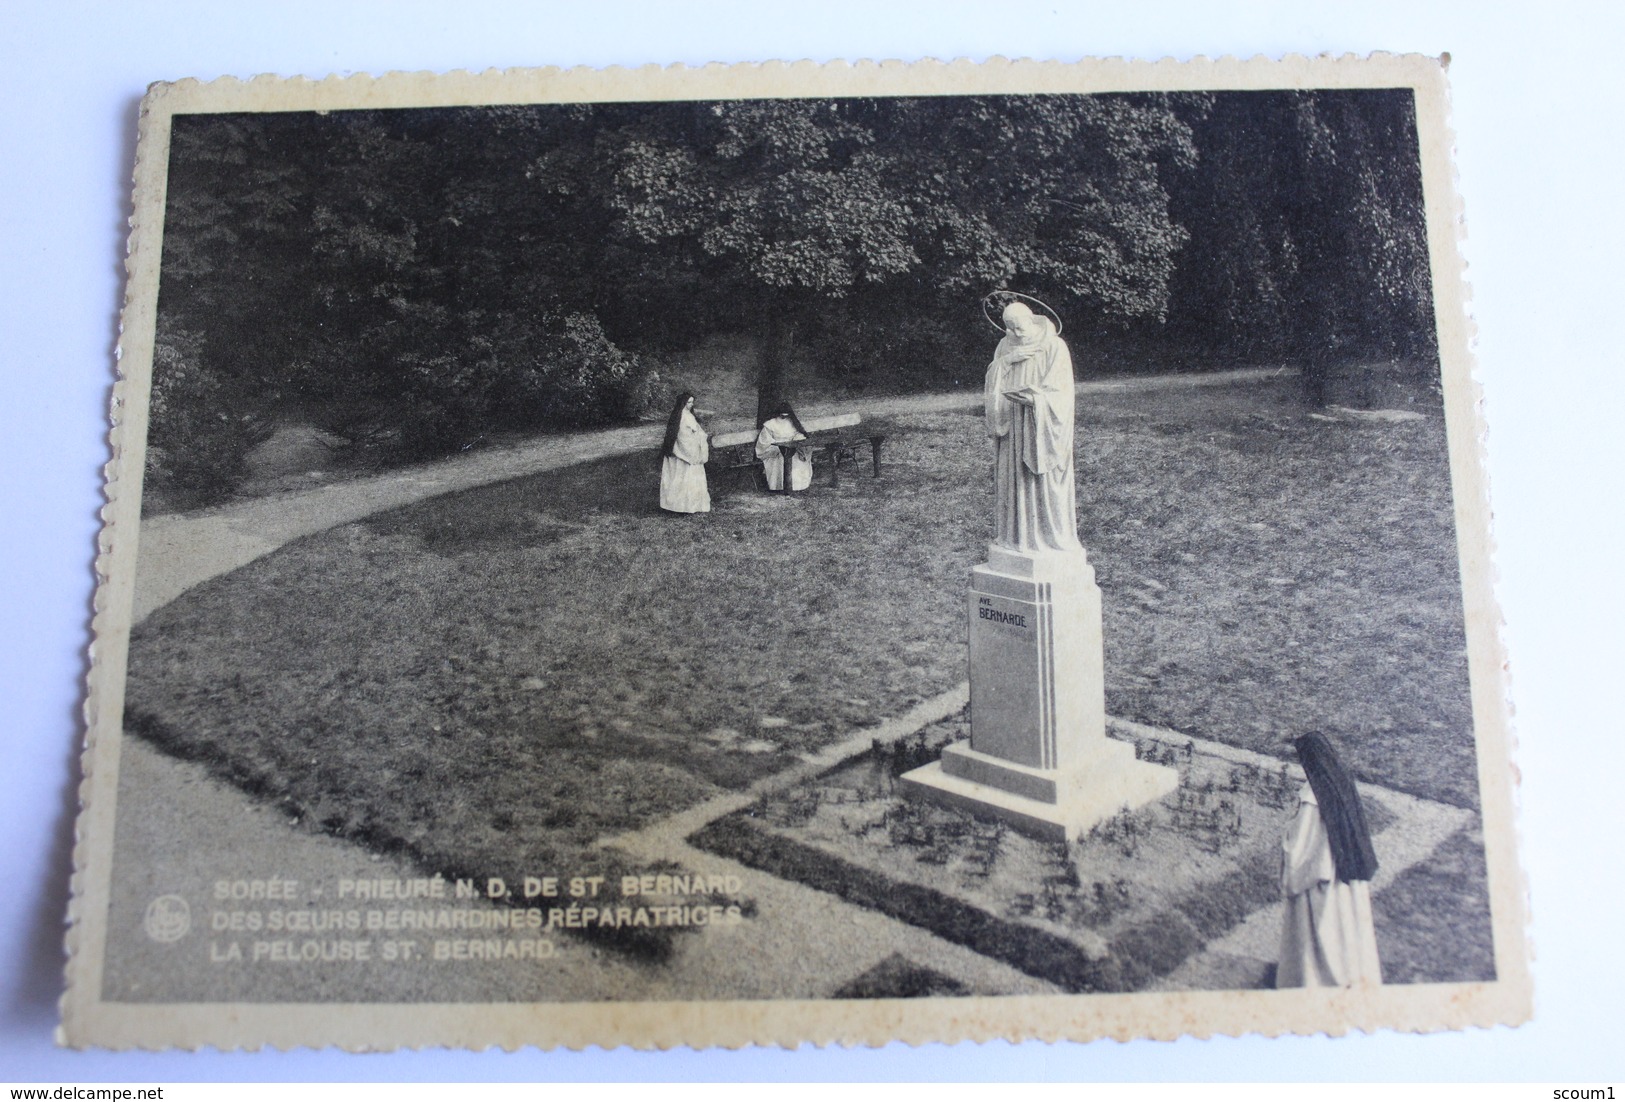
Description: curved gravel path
131,367,1294,623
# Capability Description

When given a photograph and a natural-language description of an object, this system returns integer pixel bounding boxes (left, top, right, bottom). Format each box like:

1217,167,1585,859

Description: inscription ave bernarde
903,302,1180,839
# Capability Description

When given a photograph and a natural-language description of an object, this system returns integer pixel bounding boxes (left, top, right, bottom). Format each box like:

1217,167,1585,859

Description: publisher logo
143,894,190,942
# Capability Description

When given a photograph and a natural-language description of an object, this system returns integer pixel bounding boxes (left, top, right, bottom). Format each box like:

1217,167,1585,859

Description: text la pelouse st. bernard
201,874,746,965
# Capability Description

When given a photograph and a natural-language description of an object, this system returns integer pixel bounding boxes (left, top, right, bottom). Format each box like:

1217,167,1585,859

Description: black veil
760,402,809,436
1294,733,1380,883
660,392,696,458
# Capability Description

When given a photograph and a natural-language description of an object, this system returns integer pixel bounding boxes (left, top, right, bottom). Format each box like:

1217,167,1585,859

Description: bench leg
869,435,884,477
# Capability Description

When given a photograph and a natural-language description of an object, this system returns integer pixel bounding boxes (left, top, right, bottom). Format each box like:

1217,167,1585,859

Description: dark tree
580,95,1195,419
150,108,657,502
1157,90,1436,402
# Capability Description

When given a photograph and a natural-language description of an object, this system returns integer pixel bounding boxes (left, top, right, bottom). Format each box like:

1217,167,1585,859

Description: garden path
130,366,1294,623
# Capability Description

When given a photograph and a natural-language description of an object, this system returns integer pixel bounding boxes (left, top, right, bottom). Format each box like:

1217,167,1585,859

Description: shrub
506,312,641,428
381,312,651,459
143,327,273,511
621,354,676,422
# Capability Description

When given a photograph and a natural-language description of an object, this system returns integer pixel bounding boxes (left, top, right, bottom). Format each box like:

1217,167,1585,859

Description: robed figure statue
984,302,1083,553
899,298,1181,838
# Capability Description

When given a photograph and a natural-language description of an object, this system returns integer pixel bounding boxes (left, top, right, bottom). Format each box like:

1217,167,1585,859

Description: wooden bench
705,413,886,492
768,434,886,492
704,439,768,490
825,433,886,485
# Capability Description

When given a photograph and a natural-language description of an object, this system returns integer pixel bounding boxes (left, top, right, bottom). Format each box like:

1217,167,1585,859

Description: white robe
659,410,711,513
984,318,1083,552
755,416,812,492
1277,784,1382,988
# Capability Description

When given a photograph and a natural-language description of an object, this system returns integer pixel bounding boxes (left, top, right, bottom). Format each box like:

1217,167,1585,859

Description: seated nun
658,392,711,513
1277,732,1383,988
754,402,813,492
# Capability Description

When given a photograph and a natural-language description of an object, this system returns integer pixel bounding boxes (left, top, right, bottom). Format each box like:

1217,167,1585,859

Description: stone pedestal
901,545,1178,841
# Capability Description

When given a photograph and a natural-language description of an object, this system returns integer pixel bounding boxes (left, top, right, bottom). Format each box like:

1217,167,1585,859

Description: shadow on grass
365,450,670,553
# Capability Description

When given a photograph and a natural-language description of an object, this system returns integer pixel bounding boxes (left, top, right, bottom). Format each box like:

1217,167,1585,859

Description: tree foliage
555,95,1197,416
147,90,1434,504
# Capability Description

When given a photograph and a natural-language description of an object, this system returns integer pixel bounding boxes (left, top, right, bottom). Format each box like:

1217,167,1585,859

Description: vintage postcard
63,54,1529,1050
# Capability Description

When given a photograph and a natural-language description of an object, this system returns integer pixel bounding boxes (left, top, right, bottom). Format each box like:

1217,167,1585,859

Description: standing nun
1277,732,1383,988
754,402,813,492
659,392,711,513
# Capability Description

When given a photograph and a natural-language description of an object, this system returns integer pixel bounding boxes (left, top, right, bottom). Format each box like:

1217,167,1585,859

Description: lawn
126,376,1482,941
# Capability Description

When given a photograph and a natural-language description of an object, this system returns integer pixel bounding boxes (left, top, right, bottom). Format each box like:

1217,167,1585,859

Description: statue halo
981,290,1063,336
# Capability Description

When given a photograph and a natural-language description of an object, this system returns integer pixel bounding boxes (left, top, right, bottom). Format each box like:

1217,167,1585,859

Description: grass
129,413,983,915
1079,382,1476,807
127,375,1484,964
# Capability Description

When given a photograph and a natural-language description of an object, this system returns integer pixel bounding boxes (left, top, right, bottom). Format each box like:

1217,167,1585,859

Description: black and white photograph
9,4,1622,1081
55,56,1529,1051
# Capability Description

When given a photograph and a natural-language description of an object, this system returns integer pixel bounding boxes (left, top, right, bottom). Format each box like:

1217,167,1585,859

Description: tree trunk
1301,355,1330,407
754,304,799,424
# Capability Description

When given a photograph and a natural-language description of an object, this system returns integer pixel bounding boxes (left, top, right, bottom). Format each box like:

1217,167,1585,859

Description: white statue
984,302,1082,553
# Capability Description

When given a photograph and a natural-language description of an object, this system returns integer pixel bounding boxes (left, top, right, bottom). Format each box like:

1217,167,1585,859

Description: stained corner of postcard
62,52,1530,1051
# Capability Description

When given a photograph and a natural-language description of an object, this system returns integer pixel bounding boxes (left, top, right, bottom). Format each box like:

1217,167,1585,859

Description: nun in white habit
658,392,711,513
755,403,813,492
1277,732,1383,988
